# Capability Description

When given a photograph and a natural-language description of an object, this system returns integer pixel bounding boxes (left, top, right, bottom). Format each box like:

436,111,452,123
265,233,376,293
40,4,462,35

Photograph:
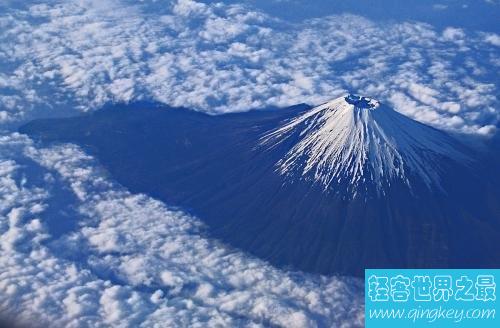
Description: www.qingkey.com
369,306,496,323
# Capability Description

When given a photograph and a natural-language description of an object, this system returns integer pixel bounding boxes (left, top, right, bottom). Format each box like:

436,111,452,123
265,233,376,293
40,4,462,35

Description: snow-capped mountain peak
261,94,470,196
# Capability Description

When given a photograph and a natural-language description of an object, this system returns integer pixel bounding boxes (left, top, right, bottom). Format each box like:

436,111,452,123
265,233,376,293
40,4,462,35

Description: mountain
260,95,471,197
20,95,500,276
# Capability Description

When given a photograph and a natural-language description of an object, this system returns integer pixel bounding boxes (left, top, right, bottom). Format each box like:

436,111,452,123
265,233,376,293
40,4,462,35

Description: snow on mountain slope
261,94,471,196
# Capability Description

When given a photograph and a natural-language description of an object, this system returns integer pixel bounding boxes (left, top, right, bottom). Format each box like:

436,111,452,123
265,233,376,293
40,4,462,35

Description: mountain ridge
19,98,500,276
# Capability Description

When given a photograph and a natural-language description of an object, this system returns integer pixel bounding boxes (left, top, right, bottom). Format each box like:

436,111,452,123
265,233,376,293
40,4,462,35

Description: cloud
0,0,498,325
432,4,448,10
483,33,500,46
442,27,466,42
0,0,498,134
0,133,364,327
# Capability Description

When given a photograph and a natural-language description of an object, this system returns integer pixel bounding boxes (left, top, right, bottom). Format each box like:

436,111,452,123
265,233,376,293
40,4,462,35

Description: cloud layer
0,0,498,134
0,134,364,327
0,0,499,326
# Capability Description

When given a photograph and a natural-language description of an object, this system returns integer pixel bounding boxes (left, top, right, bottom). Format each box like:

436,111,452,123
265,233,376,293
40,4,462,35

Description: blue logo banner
365,269,499,328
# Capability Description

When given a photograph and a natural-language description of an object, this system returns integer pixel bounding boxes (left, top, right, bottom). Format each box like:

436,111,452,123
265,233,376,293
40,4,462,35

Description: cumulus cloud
483,33,500,46
0,134,364,327
442,27,466,43
0,0,498,134
0,0,499,326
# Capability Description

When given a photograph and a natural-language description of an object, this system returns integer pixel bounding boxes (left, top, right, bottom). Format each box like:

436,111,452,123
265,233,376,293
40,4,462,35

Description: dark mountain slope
20,97,500,276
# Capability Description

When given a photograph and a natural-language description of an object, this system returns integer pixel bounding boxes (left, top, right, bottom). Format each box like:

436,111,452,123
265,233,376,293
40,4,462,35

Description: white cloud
173,0,208,17
442,27,466,42
0,133,364,326
484,33,500,46
0,0,498,134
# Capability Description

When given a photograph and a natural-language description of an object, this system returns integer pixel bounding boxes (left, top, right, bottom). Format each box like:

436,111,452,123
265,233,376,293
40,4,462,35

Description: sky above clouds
0,0,499,326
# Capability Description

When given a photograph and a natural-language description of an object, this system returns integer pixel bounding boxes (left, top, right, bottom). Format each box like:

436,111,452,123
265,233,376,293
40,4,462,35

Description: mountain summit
261,95,470,197
21,99,500,276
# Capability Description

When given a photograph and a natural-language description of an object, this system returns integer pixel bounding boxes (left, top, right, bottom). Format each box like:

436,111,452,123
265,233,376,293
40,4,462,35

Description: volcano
20,95,500,276
260,95,471,197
